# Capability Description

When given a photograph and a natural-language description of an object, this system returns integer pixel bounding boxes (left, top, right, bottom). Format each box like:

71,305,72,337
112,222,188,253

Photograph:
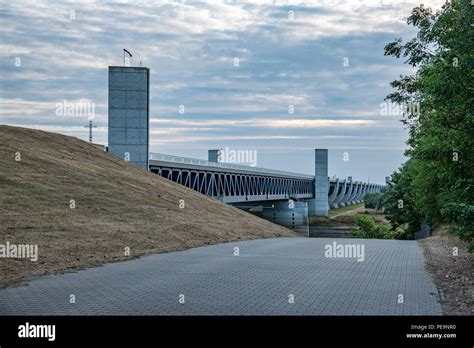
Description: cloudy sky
0,0,445,183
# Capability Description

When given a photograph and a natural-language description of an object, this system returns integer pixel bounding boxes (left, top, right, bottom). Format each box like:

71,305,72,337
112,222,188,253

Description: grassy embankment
0,125,296,287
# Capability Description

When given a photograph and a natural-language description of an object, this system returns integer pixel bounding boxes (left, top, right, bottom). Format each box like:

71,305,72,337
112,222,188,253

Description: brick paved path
0,238,442,315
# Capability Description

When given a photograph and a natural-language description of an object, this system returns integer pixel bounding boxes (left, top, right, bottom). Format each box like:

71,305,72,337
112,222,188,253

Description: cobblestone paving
0,238,442,315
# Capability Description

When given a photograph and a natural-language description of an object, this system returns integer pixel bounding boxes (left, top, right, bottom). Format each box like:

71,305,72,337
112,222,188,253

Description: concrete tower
314,149,329,216
108,66,150,170
208,149,220,163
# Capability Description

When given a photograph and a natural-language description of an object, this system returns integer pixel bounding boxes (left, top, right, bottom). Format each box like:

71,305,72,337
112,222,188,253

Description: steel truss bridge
149,153,383,207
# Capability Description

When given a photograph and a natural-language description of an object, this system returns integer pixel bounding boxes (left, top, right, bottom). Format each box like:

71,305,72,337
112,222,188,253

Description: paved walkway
0,238,442,315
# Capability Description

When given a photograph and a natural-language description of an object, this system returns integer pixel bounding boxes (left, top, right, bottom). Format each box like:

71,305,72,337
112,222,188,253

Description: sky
0,0,446,183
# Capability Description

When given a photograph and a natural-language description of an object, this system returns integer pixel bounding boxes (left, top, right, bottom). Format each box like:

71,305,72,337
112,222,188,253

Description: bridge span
148,150,384,215
149,153,314,203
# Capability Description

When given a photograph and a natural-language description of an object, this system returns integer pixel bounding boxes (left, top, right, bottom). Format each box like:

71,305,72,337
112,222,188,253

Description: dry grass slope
0,125,295,286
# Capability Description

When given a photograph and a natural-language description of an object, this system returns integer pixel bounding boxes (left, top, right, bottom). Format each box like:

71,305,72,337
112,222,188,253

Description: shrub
442,203,474,252
352,215,397,239
363,192,384,209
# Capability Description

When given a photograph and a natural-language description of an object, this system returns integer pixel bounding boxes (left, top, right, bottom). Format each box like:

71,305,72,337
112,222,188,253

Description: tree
383,0,474,247
382,163,422,239
363,192,384,209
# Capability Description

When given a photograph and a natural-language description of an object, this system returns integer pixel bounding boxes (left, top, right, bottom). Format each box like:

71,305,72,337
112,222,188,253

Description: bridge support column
349,181,360,205
328,179,339,208
234,201,309,236
340,177,353,207
332,179,346,208
262,201,309,236
308,149,329,217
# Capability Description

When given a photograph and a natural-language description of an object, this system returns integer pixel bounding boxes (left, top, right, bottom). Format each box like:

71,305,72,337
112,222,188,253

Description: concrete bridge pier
339,177,353,207
328,179,339,207
262,201,309,236
233,200,309,236
332,179,347,209
307,149,329,217
346,178,356,205
355,183,365,203
359,183,368,202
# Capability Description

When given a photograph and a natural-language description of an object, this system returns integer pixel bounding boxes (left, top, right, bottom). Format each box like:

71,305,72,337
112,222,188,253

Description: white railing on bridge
149,152,315,179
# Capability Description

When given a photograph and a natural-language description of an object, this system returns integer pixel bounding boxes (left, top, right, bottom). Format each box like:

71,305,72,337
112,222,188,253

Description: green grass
329,203,364,217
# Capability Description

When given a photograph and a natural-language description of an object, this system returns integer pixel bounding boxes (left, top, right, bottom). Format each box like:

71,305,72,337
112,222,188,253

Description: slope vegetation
0,125,295,286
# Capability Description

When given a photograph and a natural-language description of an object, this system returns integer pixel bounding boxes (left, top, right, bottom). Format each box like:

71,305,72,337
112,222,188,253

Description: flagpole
123,49,132,66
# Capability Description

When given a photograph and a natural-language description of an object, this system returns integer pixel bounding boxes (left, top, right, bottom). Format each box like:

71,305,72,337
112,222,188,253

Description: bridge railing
149,152,315,179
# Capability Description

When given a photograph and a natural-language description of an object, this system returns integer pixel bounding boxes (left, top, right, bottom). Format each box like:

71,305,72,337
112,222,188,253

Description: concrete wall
108,66,150,170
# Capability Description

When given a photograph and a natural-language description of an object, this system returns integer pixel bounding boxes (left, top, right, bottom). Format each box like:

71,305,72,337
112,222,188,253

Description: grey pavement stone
0,238,442,315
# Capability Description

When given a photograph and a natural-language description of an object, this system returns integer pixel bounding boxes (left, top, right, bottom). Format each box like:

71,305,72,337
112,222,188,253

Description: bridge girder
148,156,383,207
150,165,314,203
